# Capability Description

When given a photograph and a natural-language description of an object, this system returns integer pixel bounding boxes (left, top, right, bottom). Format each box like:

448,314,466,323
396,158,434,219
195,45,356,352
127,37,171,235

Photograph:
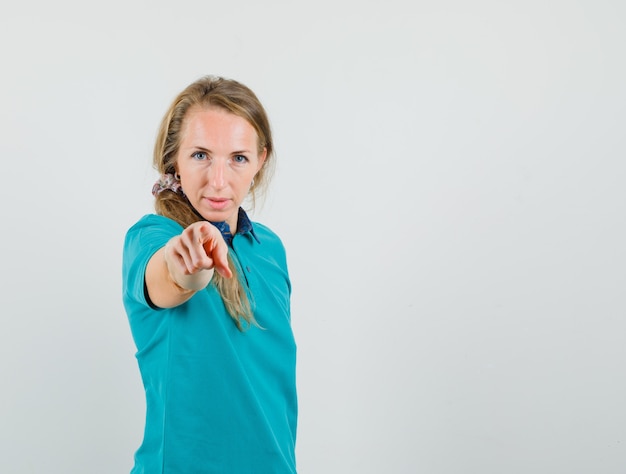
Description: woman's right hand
165,221,233,285
146,222,233,308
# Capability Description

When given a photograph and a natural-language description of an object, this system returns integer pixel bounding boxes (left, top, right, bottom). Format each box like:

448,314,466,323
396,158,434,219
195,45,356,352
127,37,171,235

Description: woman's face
175,106,266,231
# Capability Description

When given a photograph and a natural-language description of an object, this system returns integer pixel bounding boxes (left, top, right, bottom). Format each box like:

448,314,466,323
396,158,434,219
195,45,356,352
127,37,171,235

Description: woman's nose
209,160,226,188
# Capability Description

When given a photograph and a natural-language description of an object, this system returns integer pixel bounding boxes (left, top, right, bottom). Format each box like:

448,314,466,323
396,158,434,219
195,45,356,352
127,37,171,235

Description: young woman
122,76,297,473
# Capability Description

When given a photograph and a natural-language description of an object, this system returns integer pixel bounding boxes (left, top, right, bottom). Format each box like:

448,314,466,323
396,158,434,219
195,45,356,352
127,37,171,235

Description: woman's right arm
145,221,232,308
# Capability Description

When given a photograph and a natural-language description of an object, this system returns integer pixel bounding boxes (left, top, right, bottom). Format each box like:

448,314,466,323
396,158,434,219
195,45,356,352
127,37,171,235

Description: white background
1,0,625,473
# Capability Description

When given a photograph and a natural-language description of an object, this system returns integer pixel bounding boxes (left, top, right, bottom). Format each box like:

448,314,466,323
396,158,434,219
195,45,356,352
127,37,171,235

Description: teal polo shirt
122,213,297,473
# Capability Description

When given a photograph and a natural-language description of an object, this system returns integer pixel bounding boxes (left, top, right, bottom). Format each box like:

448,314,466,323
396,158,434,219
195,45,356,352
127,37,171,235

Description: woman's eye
233,155,248,163
192,151,207,160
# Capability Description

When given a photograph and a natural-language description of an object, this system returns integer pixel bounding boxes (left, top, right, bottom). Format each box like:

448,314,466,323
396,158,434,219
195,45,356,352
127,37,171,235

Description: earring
174,172,181,181
250,178,255,188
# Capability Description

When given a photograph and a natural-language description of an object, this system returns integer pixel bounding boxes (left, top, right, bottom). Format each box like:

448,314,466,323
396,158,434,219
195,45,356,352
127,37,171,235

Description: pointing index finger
200,225,233,279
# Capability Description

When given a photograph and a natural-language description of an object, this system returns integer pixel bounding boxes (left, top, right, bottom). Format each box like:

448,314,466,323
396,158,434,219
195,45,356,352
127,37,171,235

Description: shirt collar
210,207,259,246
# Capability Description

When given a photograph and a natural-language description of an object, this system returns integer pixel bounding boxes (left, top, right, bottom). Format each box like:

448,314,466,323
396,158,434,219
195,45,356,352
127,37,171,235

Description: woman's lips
206,197,230,210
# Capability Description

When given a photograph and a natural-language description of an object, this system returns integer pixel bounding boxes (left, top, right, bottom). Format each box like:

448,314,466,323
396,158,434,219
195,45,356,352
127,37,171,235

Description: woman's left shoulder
252,221,277,237
251,222,287,249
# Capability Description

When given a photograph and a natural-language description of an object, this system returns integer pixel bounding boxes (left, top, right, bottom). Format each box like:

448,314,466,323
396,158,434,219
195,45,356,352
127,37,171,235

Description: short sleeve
122,214,184,309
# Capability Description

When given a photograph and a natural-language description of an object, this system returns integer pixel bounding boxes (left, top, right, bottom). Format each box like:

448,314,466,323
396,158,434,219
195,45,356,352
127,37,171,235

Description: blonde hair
153,75,274,329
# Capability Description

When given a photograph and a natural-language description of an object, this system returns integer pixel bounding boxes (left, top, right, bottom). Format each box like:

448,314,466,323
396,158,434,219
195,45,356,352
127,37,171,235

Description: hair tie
152,173,184,196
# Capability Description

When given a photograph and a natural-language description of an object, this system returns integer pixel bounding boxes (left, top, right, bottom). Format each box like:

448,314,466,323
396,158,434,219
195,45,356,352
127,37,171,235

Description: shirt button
246,266,251,272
